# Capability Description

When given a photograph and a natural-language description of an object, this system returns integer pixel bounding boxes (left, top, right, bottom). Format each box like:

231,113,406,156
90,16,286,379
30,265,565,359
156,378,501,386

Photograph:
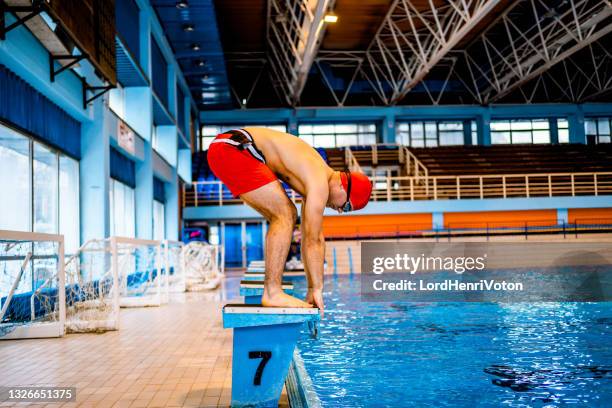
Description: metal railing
185,171,612,207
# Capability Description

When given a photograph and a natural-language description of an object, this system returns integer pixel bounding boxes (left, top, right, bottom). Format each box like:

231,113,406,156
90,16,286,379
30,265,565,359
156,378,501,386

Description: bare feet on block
262,291,313,308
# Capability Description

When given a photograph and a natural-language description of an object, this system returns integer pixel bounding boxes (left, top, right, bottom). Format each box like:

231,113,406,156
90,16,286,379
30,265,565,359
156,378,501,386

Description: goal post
0,230,65,340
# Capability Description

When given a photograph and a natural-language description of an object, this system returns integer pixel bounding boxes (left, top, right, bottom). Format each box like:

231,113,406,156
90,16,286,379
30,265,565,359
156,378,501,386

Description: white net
1,235,64,339
165,241,186,293
116,238,164,307
182,242,222,291
63,239,119,333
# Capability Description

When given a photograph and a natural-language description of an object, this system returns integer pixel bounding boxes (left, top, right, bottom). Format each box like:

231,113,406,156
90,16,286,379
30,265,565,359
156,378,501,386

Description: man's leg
240,181,312,308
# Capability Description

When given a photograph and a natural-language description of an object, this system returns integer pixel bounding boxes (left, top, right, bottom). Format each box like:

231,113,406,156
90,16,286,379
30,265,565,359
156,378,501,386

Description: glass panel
425,137,438,147
557,118,568,129
491,132,511,144
59,156,80,254
124,185,135,238
300,135,314,146
360,134,377,145
512,131,532,144
0,126,30,231
438,122,462,131
599,135,611,144
439,131,463,146
584,119,597,135
201,137,215,150
312,124,334,134
336,135,358,146
532,130,550,144
313,135,336,147
424,122,437,140
510,120,532,131
335,124,357,134
490,121,510,131
298,124,312,134
201,126,221,136
410,123,424,138
598,118,610,135
395,131,408,145
558,129,569,143
411,139,425,147
397,123,409,132
532,119,549,130
33,142,58,234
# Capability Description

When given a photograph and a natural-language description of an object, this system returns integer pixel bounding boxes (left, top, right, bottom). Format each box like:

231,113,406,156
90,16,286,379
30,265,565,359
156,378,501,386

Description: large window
153,200,165,241
558,119,569,143
490,119,550,144
0,124,80,253
585,117,612,144
396,121,466,147
0,126,30,231
298,123,377,147
109,179,135,238
200,124,287,150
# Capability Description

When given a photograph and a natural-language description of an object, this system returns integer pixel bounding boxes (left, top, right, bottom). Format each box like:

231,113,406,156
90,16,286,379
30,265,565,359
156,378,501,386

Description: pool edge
286,348,322,408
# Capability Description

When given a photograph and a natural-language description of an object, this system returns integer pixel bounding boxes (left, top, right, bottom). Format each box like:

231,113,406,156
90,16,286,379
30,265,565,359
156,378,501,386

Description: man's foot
262,291,314,308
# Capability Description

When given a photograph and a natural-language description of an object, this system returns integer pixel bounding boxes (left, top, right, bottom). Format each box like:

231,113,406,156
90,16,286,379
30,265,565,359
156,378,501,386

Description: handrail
184,171,612,206
344,147,362,172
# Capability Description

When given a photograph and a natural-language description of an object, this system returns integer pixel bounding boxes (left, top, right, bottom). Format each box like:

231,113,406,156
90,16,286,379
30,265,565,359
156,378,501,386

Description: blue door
224,224,243,267
246,223,264,264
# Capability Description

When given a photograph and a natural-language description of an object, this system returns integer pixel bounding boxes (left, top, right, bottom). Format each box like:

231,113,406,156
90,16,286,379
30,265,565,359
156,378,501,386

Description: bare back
245,127,332,196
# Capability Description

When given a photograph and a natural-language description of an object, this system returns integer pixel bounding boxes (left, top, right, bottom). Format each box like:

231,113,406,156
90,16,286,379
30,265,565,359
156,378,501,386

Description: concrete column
165,170,179,240
549,118,559,144
135,141,154,239
80,98,111,241
432,212,444,230
477,109,491,146
287,112,299,136
557,208,568,225
381,113,396,143
568,107,586,144
139,12,152,78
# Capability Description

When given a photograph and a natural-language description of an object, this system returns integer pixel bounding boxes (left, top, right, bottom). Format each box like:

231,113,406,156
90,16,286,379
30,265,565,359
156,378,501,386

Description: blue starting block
240,280,294,304
243,270,305,282
223,304,320,408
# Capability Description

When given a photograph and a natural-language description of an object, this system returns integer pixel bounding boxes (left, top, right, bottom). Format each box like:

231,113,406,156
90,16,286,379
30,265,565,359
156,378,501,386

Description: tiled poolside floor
0,273,288,408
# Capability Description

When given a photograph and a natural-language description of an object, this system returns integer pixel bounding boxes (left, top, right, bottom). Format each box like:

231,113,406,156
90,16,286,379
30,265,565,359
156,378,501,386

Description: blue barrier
223,304,319,407
239,280,294,304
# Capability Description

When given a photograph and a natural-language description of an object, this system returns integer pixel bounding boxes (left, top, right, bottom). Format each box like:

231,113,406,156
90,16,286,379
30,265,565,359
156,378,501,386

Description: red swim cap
340,171,373,211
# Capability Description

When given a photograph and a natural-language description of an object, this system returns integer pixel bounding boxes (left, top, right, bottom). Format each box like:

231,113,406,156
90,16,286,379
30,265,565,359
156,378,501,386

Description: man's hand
305,288,324,316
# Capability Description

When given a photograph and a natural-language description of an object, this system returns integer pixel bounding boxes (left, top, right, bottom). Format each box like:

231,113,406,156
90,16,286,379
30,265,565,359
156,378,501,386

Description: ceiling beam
362,0,502,105
462,0,612,103
267,0,336,106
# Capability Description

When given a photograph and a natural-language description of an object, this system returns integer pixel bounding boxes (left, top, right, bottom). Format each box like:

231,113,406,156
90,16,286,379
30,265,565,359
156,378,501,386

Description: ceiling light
176,1,189,9
191,43,200,51
182,24,195,32
324,13,338,23
195,59,206,67
201,75,209,81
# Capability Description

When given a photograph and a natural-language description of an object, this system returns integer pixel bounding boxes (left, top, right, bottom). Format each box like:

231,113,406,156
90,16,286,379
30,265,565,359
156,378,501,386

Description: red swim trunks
207,129,278,197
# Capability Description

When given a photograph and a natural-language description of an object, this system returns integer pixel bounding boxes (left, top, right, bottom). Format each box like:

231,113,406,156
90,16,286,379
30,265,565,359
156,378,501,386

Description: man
208,128,372,313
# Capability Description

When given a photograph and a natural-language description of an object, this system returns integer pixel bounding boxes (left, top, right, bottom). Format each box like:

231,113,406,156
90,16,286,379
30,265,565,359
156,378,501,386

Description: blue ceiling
150,0,232,109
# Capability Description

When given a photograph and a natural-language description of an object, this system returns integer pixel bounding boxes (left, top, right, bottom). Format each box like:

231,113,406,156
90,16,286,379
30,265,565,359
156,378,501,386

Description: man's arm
300,183,327,312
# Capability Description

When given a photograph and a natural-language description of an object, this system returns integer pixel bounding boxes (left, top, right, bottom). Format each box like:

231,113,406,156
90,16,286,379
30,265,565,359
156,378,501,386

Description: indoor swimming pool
296,276,612,407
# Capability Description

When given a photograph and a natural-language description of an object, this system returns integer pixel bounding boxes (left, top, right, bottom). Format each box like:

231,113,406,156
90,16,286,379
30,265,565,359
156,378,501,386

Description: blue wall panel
110,147,136,188
0,64,81,158
224,223,243,267
246,223,263,264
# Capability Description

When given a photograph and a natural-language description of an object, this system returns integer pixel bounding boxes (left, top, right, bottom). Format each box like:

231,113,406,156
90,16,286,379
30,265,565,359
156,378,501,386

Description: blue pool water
295,275,612,407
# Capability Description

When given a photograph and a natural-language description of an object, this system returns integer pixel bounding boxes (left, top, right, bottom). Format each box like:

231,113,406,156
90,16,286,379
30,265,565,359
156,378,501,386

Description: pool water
295,275,612,407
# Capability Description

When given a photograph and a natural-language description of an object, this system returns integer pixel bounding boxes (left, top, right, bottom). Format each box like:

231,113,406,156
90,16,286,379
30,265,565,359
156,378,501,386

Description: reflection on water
296,275,612,407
